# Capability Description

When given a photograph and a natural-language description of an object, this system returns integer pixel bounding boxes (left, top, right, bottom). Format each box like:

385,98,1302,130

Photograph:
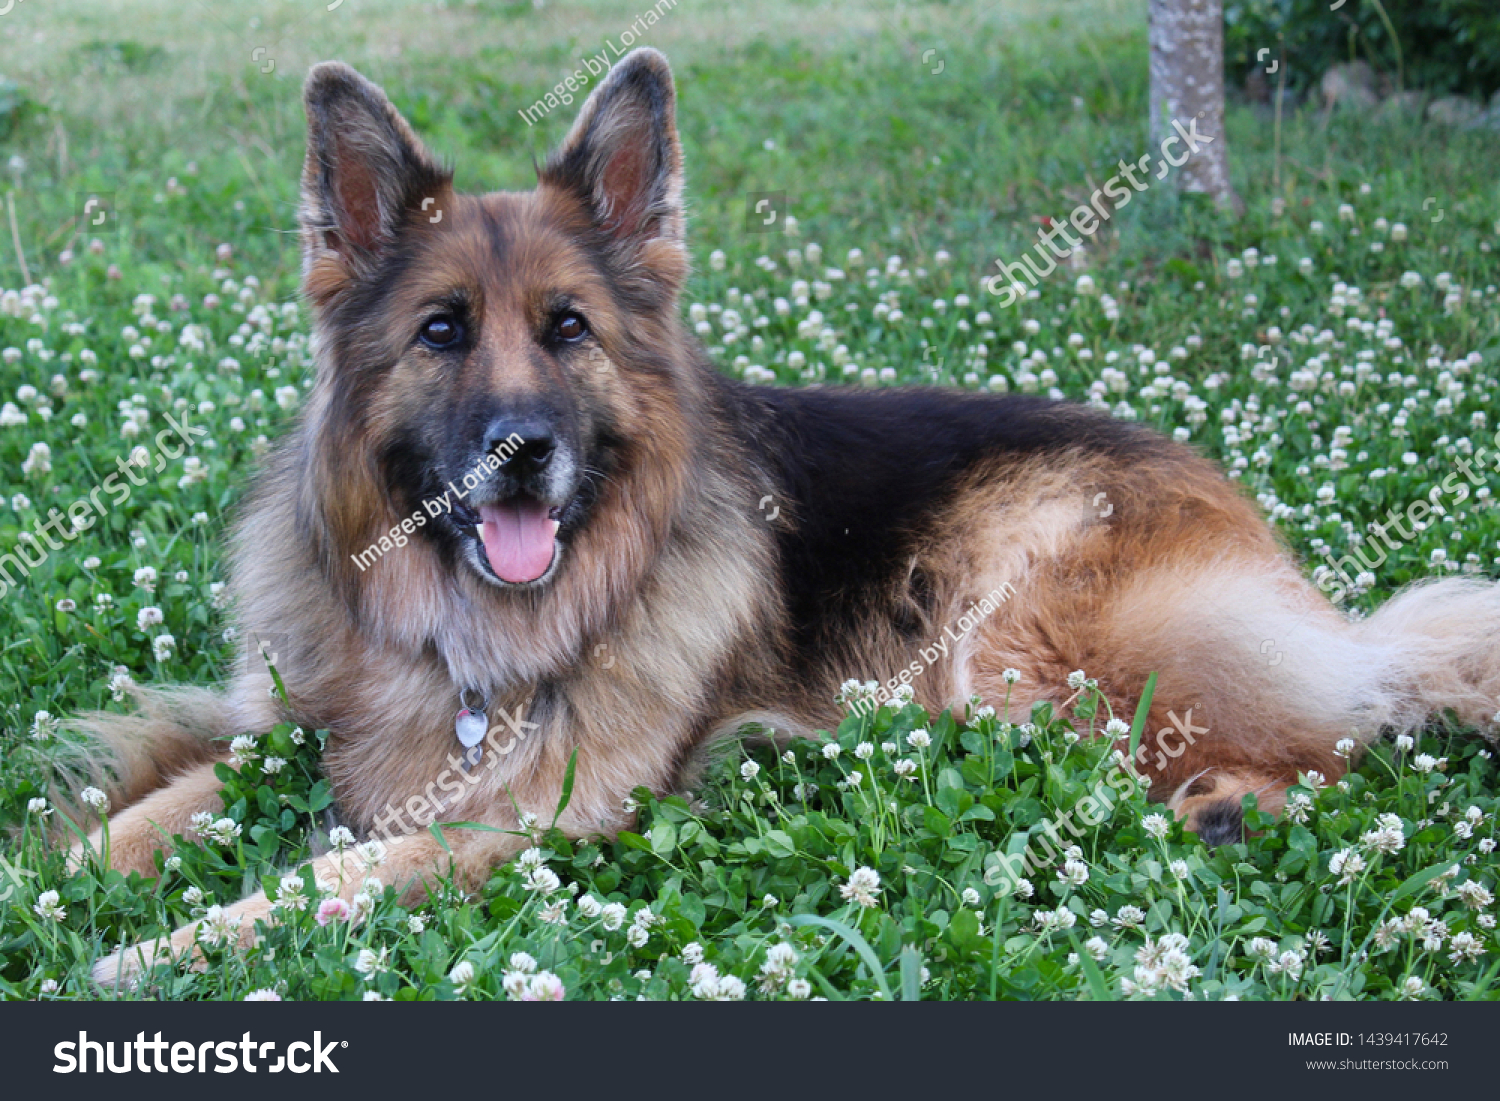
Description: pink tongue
478,500,559,583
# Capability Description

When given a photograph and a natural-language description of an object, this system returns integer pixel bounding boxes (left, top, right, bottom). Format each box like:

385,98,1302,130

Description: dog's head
296,51,693,591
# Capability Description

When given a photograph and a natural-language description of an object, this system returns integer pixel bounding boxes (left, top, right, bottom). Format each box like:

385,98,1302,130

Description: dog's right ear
299,62,450,300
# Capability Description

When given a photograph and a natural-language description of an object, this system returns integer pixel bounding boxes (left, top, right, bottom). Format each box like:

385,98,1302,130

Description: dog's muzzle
449,414,578,585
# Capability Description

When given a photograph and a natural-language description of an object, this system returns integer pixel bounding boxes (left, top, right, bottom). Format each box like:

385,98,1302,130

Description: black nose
486,415,555,473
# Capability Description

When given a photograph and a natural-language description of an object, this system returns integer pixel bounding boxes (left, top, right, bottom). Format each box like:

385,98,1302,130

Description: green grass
0,0,1498,1000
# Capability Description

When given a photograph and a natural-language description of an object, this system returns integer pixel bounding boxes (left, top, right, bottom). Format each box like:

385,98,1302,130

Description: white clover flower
152,634,176,661
1361,813,1406,855
496,951,535,976
523,866,561,896
1456,880,1494,910
228,734,259,767
853,742,874,761
1142,813,1169,839
839,866,882,908
1268,949,1305,980
740,760,760,781
821,742,841,760
27,797,51,817
525,972,566,1001
1334,737,1356,758
576,894,603,920
1394,733,1415,752
1447,931,1483,964
600,903,627,931
448,960,476,993
273,875,309,912
786,978,812,999
906,729,932,750
501,970,529,999
328,825,356,851
201,817,242,846
1398,975,1427,1000
197,905,241,950
1243,939,1280,968
1059,859,1090,887
80,786,109,814
1329,847,1366,885
353,946,389,976
30,710,58,741
1286,792,1314,824
1412,753,1439,773
1066,670,1087,690
33,890,66,922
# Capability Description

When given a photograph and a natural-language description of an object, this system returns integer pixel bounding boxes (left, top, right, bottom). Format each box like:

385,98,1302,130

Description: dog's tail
1139,568,1500,843
1351,577,1500,735
54,686,230,824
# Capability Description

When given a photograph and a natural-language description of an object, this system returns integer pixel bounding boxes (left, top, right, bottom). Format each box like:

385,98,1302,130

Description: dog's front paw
91,933,185,992
93,897,268,992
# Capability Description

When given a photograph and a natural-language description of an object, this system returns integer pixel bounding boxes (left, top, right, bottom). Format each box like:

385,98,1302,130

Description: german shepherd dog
80,49,1500,983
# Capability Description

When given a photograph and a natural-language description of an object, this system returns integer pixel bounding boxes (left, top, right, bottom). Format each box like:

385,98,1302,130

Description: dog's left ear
540,48,687,297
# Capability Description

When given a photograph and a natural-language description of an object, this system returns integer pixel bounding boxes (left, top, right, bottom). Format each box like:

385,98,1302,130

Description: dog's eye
419,315,463,349
554,313,588,343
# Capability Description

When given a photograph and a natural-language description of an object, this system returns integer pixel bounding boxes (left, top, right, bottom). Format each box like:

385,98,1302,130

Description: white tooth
548,519,560,538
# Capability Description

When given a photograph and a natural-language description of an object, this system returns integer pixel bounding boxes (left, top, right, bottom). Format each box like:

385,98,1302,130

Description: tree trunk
1148,0,1244,215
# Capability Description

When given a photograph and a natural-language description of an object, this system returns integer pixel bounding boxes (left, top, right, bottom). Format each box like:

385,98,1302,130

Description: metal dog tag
456,707,487,771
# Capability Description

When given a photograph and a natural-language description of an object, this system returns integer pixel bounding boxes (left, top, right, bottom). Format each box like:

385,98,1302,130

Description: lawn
0,0,1497,1000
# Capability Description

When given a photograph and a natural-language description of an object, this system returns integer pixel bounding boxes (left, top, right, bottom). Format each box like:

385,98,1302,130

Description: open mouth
451,496,564,585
